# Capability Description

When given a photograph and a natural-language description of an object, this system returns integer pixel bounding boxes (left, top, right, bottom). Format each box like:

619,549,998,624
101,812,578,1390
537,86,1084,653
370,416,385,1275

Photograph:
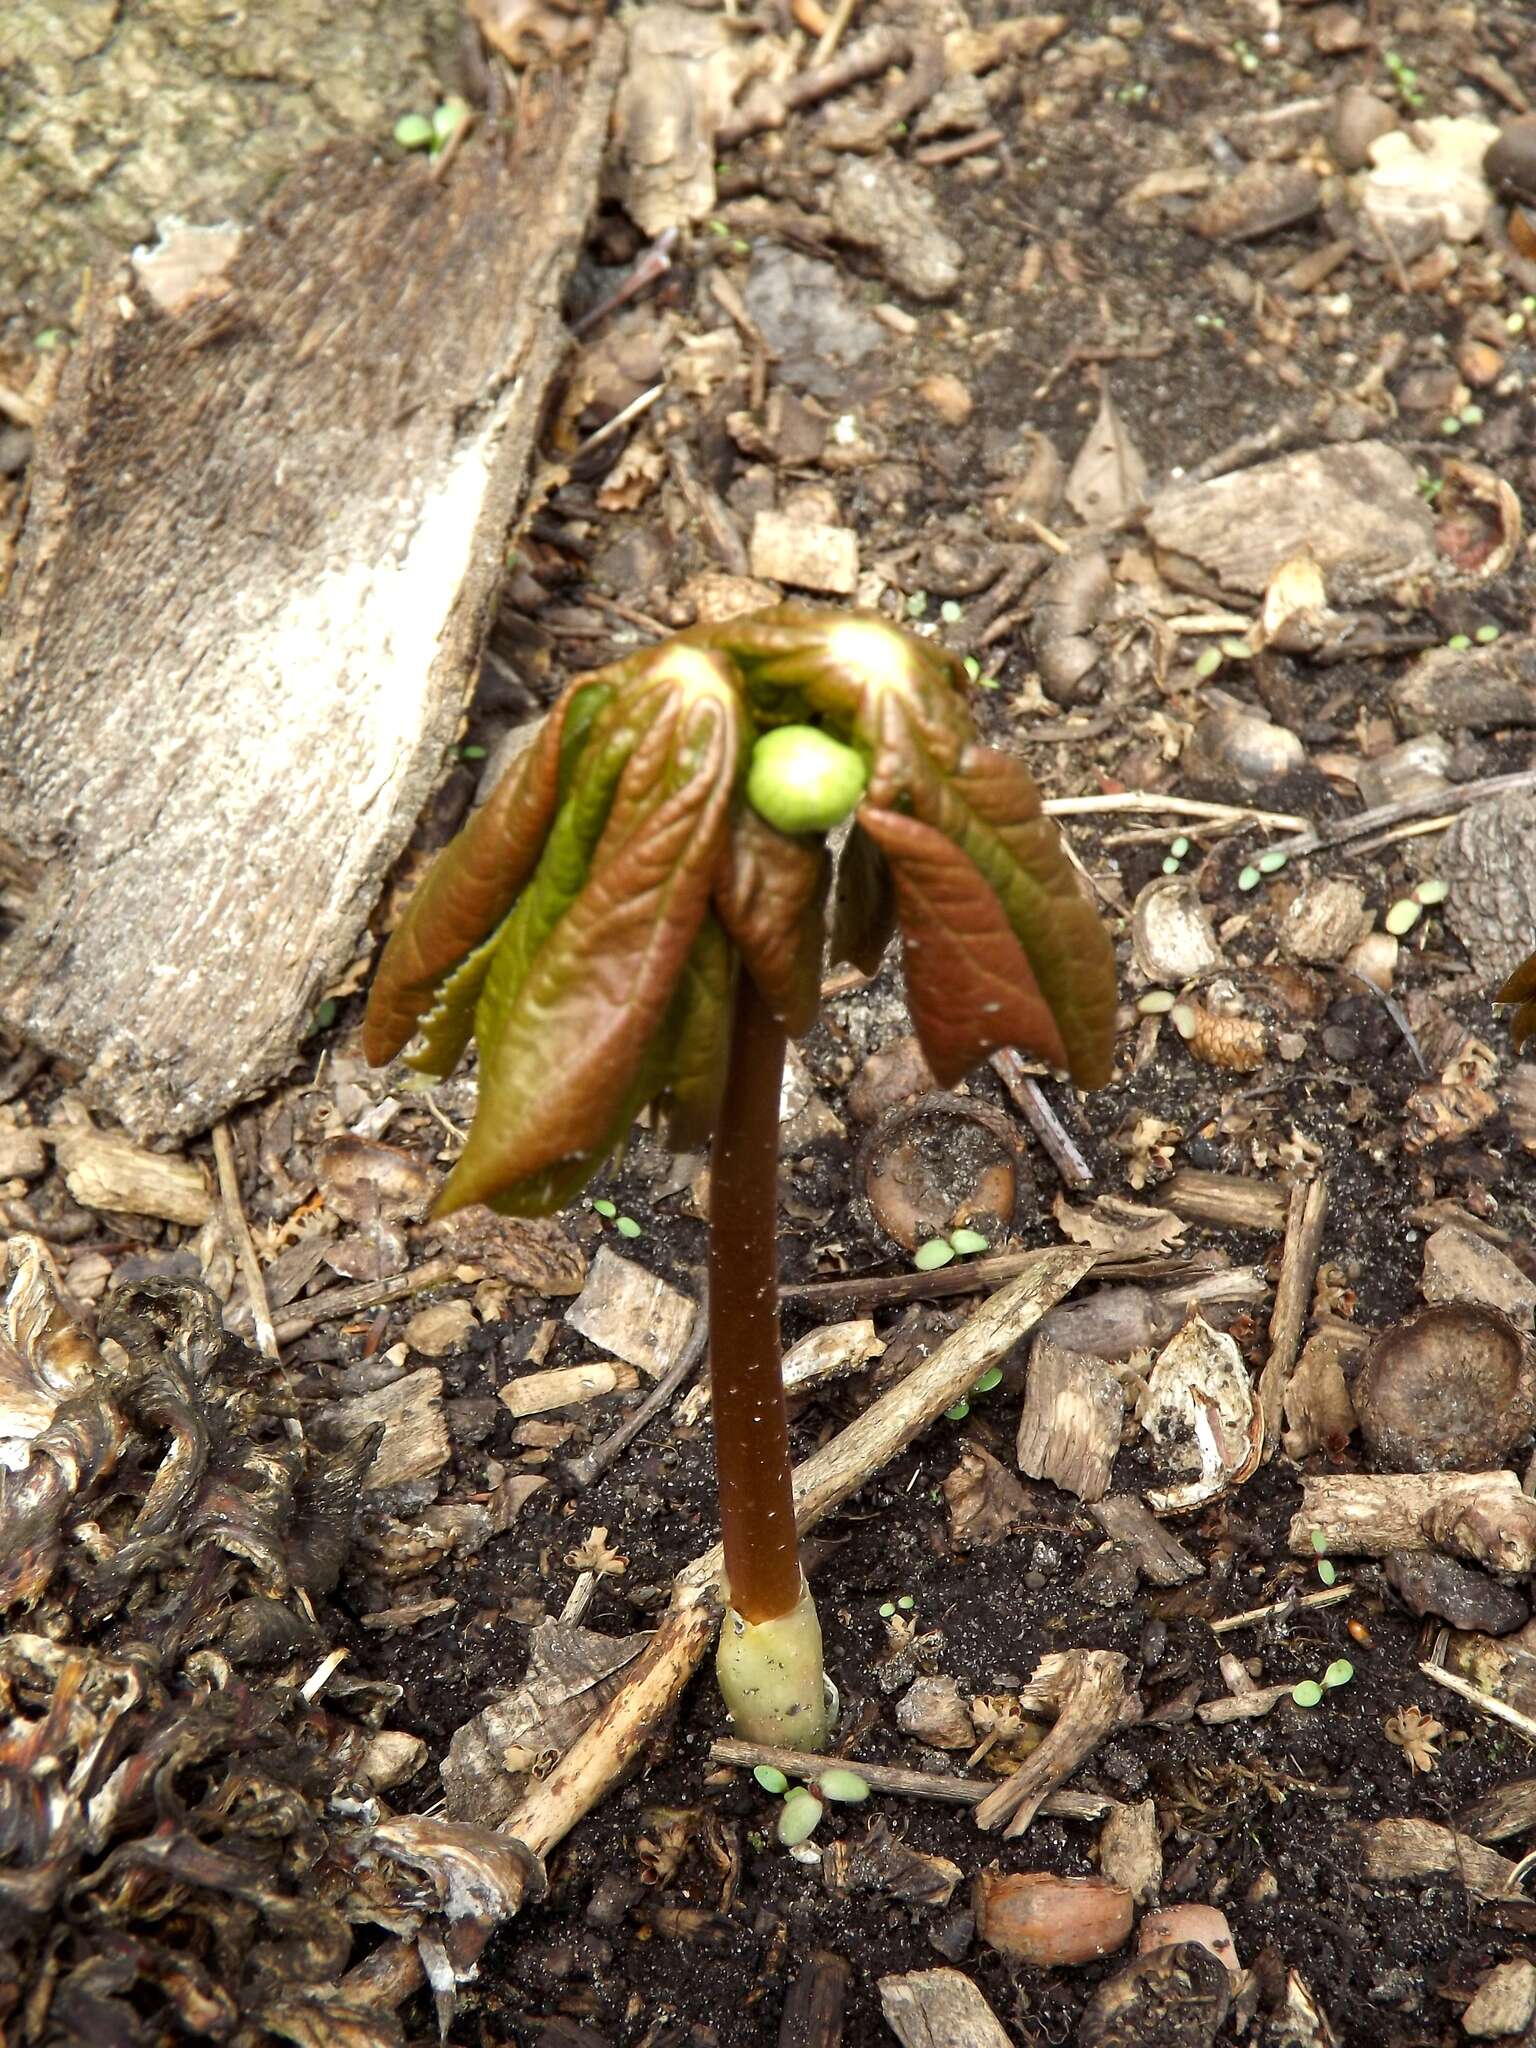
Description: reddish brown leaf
436,659,744,1214
363,687,584,1066
712,804,828,1034
1499,950,1536,1052
858,806,1072,1085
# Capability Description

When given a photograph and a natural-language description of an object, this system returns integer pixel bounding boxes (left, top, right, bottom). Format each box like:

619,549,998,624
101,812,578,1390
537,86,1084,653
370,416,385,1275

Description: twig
212,1121,279,1362
708,1739,1114,1818
271,1259,460,1344
717,22,907,147
1420,1661,1536,1747
573,383,666,460
1042,791,1308,831
779,1250,1261,1316
812,0,860,67
1208,1583,1354,1635
989,1053,1094,1190
564,1308,709,1488
1258,1176,1329,1460
1265,767,1536,863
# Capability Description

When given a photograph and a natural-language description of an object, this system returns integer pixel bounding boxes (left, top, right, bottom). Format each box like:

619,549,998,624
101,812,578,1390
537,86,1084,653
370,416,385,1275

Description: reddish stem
708,971,802,1624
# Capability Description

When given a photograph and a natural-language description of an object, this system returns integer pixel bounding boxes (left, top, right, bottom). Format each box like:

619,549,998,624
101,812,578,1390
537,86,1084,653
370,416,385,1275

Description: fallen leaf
1054,1193,1186,1257
943,1445,1032,1548
1385,1705,1443,1773
1066,380,1148,529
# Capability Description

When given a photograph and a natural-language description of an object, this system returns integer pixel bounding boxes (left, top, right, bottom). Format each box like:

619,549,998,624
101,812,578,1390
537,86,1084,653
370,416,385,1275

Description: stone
742,249,885,401
1356,734,1452,810
1331,86,1397,172
1185,696,1305,789
830,158,963,301
1385,1549,1529,1635
1310,6,1366,52
1463,1959,1536,2037
1283,878,1371,964
1147,442,1435,604
1423,1226,1536,1330
1486,117,1536,205
1391,640,1536,737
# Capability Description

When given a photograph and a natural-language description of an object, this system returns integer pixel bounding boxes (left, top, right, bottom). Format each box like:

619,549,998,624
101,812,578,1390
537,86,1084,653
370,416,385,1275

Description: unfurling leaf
363,605,1118,1219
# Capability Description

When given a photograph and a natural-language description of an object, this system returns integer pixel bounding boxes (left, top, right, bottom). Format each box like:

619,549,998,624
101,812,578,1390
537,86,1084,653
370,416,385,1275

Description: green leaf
914,1239,956,1270
817,1769,870,1804
754,1765,789,1794
777,1787,823,1845
950,1228,990,1255
1310,1528,1328,1554
1317,1559,1337,1586
973,1366,1003,1393
659,915,733,1148
1323,1659,1354,1689
592,1199,617,1217
1292,1680,1323,1708
435,658,745,1215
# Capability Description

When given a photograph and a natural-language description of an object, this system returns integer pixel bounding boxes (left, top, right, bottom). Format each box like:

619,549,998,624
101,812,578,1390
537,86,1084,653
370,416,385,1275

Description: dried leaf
566,1525,627,1576
1053,1194,1185,1257
1066,380,1149,529
943,1444,1031,1547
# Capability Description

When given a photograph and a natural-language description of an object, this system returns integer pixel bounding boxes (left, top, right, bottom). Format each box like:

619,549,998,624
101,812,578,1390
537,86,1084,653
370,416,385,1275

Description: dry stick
212,1122,278,1361
1420,1662,1536,1747
1208,1583,1355,1636
271,1259,460,1344
780,1250,1261,1317
1257,1175,1329,1461
708,1739,1115,1818
1041,791,1308,831
989,1052,1094,1191
1265,766,1536,863
343,1247,1095,2016
564,1310,709,1488
974,1649,1129,1837
717,21,906,147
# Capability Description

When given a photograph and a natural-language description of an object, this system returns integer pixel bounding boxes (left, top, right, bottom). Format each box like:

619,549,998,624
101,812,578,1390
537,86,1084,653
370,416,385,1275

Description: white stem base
716,1578,831,1751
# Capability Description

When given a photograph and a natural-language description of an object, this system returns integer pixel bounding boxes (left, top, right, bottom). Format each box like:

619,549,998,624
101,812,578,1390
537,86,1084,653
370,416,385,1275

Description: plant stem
709,970,801,1624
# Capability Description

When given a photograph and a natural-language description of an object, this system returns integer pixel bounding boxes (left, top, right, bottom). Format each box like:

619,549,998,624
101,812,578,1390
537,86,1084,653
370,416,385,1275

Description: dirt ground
6,3,1536,2045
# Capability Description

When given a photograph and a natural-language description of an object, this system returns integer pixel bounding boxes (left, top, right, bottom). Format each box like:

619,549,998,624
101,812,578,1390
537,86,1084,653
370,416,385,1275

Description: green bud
393,112,435,149
747,726,868,836
777,1786,823,1845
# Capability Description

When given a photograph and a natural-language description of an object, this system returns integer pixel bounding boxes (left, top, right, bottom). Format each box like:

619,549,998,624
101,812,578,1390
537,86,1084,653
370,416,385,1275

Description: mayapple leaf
1499,950,1536,1052
661,913,734,1149
363,679,607,1067
713,805,828,1036
435,653,744,1216
858,805,1072,1085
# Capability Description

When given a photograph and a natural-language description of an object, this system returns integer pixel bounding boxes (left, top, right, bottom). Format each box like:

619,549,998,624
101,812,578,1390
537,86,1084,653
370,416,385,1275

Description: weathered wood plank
0,30,624,1138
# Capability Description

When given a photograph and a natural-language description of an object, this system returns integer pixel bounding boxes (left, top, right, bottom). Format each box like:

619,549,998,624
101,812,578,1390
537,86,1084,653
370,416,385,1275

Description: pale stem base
715,1575,831,1751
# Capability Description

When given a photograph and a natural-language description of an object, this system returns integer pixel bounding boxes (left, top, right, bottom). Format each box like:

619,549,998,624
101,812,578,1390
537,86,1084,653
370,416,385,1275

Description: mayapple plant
364,605,1117,1749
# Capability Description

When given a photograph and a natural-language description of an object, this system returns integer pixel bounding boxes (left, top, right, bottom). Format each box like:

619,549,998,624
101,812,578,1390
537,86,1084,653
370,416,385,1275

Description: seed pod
974,1870,1133,1967
1172,1003,1266,1073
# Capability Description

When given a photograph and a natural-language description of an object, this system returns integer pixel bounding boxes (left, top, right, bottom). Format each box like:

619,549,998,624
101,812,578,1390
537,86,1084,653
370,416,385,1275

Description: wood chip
748,509,860,595
1162,1169,1287,1234
879,1968,1014,2048
1016,1333,1124,1502
1292,1471,1536,1573
1089,1496,1203,1586
499,1359,640,1419
565,1246,696,1380
327,1368,449,1490
1099,1798,1161,1904
1258,1176,1329,1459
50,1122,214,1225
975,1650,1132,1837
1356,1817,1522,1902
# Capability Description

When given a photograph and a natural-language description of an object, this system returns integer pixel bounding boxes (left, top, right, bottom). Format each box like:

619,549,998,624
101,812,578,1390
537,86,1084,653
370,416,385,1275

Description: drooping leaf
1498,951,1536,1052
435,654,745,1215
858,804,1072,1085
712,804,828,1035
661,914,735,1149
363,680,611,1066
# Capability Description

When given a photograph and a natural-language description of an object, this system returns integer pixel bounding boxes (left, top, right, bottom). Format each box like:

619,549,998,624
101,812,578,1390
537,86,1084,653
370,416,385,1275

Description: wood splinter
974,1649,1133,1838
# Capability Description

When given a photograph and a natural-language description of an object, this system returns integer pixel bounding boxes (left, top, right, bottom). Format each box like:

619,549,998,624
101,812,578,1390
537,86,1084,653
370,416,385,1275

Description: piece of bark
878,1969,1013,2048
823,1824,961,1909
1460,1778,1536,1844
1282,1328,1359,1460
1290,1471,1536,1572
323,1368,449,1492
499,1360,641,1419
1089,1496,1203,1585
1099,1799,1161,1905
0,35,625,1141
1197,1681,1295,1724
49,1122,213,1226
1356,1818,1521,1902
1161,1170,1288,1233
565,1246,697,1381
975,1650,1132,1838
1259,1176,1329,1459
1016,1332,1124,1502
778,1951,853,2048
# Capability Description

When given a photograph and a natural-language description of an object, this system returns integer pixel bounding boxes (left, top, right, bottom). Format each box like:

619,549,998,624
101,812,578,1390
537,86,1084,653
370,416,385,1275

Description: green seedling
878,1595,916,1619
1293,1657,1354,1707
759,1765,871,1846
364,605,1117,1749
1310,1527,1337,1587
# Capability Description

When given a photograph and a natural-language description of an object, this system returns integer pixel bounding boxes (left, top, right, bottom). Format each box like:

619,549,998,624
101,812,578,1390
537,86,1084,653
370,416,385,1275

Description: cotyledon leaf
1499,951,1536,1052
